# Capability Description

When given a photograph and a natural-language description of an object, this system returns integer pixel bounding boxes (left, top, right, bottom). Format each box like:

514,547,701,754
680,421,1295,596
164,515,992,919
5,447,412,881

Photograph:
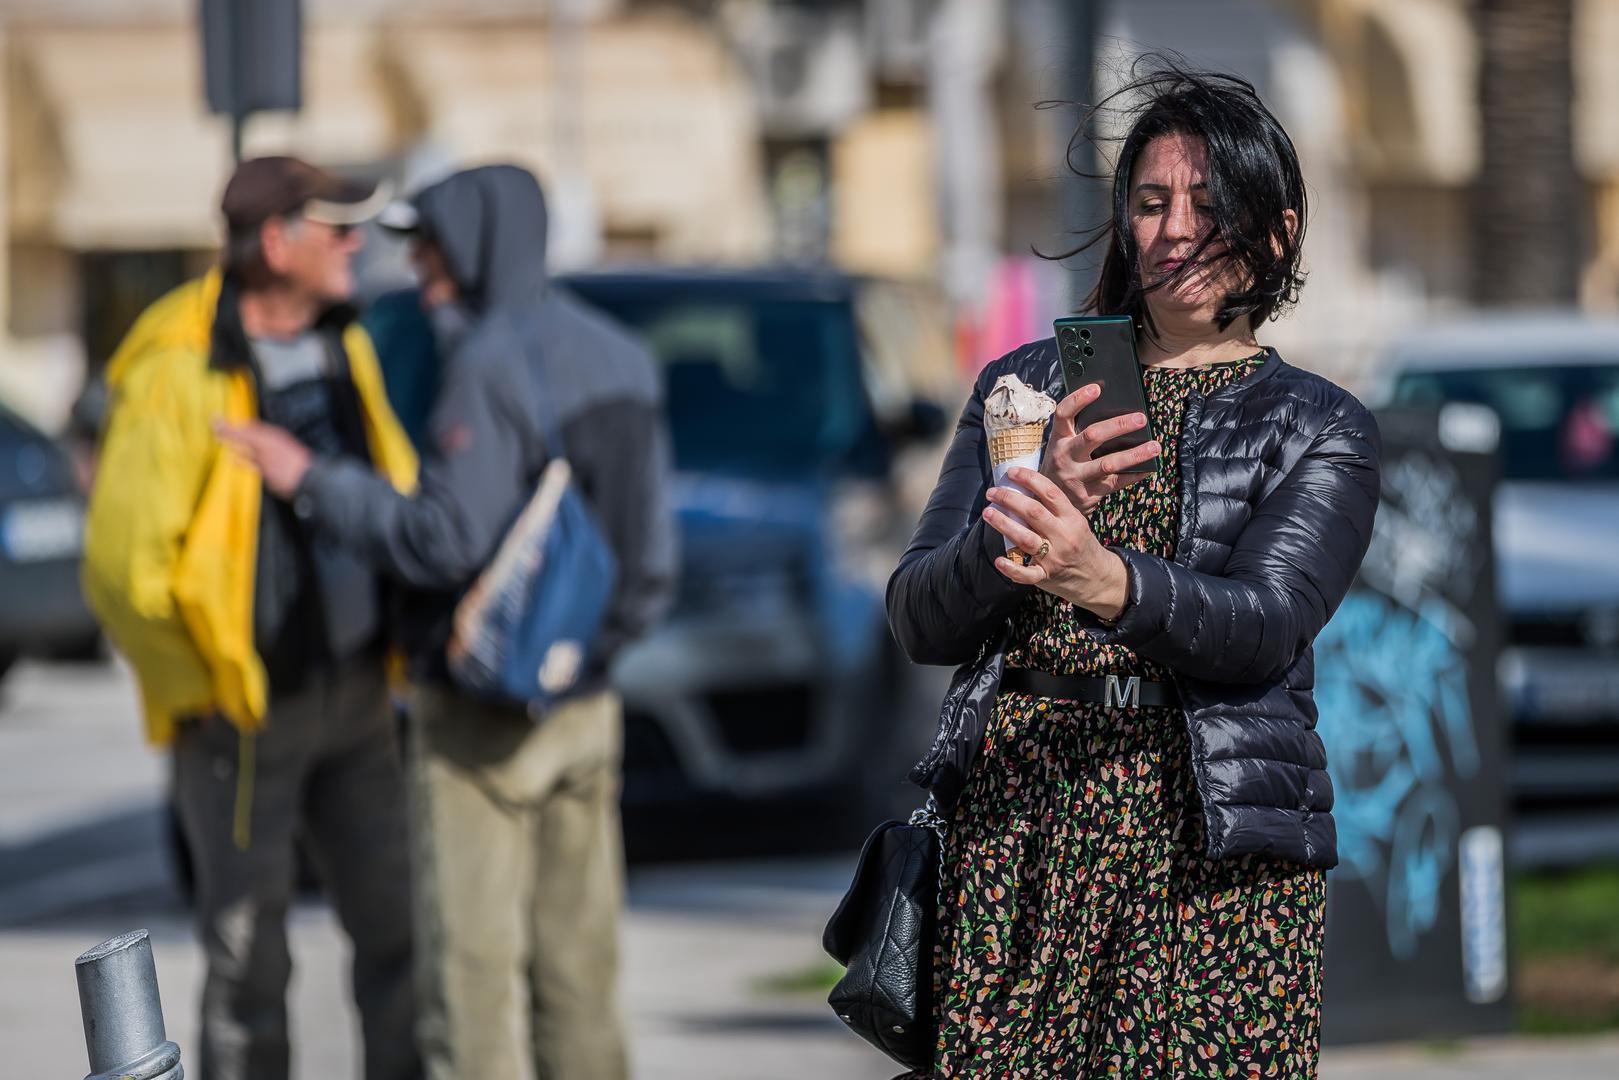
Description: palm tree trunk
1474,0,1580,305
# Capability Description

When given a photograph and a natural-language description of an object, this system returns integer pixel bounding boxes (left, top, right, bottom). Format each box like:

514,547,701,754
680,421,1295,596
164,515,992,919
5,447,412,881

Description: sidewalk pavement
4,660,1617,1079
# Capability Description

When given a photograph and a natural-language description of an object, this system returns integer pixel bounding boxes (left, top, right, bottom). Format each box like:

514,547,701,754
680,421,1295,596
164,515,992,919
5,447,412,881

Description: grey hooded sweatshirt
294,164,677,687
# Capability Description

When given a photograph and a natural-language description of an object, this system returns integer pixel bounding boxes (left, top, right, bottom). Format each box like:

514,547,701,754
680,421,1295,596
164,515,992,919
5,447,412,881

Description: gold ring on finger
1033,539,1051,563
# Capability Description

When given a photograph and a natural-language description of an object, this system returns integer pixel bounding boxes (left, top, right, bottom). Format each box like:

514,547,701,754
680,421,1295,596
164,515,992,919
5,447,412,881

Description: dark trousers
172,660,421,1080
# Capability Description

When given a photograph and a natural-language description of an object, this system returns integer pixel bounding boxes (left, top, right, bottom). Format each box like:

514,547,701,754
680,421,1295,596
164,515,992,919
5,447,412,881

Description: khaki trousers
407,685,629,1080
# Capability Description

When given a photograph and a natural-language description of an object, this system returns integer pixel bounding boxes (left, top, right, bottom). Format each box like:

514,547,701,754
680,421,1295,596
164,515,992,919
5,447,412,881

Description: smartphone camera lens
1082,345,1095,357
1059,326,1080,348
1079,328,1092,341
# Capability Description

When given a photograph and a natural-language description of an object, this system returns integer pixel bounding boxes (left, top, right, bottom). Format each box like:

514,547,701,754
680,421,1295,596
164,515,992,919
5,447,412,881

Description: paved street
4,659,1618,1079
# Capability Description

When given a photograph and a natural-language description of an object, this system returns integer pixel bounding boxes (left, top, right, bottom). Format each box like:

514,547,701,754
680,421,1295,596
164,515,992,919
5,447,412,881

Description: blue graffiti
1316,590,1477,958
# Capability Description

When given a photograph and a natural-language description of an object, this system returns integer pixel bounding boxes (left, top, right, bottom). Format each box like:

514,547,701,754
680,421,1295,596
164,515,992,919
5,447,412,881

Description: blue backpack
446,363,617,716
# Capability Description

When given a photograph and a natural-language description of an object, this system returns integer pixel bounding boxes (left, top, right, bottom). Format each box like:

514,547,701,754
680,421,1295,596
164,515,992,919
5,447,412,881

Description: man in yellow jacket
81,157,422,1080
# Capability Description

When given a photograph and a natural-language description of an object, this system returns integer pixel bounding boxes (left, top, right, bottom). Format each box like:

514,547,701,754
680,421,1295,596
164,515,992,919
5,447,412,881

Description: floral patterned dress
929,354,1326,1079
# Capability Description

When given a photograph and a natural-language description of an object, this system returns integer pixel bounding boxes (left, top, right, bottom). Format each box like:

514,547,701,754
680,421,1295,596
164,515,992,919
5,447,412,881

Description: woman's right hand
1040,385,1162,513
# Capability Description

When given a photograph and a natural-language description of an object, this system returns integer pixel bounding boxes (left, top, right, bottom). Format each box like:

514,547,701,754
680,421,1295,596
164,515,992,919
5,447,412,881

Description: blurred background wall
0,0,1613,428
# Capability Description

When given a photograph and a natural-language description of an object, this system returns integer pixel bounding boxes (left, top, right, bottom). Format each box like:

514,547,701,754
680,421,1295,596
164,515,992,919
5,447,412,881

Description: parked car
0,402,99,679
1376,313,1619,865
559,268,950,855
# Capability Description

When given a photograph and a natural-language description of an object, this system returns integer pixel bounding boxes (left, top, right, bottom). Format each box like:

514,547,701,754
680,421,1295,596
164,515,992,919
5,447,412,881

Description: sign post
199,0,303,162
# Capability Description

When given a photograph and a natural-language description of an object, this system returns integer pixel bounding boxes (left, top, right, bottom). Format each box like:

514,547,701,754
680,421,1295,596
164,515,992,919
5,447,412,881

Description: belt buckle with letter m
1104,675,1142,708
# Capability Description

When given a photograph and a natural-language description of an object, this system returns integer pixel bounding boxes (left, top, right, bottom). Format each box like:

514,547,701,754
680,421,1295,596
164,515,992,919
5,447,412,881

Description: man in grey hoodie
222,164,676,1080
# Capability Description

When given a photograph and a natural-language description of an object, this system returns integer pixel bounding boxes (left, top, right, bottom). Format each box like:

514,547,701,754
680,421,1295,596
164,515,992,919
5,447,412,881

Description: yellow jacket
82,271,418,745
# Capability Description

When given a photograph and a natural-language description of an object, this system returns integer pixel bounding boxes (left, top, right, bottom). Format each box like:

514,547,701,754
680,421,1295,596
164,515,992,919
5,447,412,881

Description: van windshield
565,287,887,480
1392,363,1619,482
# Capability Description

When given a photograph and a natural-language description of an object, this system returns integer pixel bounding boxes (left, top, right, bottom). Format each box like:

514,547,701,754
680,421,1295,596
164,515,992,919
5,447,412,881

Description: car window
567,288,887,479
1392,364,1619,481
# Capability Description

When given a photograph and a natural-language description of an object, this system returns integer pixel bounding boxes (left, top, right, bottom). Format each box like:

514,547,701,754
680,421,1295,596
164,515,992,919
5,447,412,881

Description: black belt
1001,667,1180,709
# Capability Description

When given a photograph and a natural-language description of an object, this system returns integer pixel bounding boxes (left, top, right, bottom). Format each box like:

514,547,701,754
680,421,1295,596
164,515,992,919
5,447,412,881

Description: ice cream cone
988,422,1046,468
989,422,1048,564
983,375,1055,564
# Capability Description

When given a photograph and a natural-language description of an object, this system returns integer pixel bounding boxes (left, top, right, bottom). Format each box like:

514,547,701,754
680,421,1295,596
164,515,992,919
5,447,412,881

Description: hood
669,472,819,604
413,165,549,315
1495,482,1619,612
103,272,222,389
671,473,821,570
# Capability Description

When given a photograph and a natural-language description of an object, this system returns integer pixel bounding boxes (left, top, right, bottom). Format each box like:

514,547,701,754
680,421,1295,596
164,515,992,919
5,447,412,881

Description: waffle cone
988,422,1046,466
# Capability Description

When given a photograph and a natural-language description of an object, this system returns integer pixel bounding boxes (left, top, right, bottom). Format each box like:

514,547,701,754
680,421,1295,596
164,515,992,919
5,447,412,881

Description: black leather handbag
821,805,945,1072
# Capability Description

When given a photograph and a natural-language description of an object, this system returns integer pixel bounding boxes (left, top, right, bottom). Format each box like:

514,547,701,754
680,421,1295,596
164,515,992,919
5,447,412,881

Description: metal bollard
74,929,184,1080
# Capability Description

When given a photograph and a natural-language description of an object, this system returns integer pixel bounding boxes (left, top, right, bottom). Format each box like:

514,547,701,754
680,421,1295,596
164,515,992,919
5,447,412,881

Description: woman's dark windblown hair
1051,58,1307,335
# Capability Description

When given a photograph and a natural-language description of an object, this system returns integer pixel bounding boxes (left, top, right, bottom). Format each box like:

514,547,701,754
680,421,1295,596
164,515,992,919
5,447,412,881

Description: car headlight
827,480,903,593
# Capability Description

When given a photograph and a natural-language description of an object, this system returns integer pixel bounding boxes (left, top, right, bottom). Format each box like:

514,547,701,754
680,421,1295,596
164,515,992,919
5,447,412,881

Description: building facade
3,0,1618,426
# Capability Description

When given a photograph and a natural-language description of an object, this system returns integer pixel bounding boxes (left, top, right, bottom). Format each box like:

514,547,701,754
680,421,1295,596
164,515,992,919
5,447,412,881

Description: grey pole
74,930,184,1080
1062,0,1106,311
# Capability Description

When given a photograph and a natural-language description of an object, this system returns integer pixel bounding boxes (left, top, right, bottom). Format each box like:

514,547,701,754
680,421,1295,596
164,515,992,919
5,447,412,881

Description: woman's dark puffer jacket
888,339,1381,869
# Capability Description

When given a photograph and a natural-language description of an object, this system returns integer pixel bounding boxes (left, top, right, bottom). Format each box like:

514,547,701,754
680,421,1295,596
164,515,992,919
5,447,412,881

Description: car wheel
835,642,925,830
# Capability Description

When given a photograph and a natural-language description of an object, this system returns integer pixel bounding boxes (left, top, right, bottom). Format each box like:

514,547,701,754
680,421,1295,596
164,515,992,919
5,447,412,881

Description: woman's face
1128,132,1239,322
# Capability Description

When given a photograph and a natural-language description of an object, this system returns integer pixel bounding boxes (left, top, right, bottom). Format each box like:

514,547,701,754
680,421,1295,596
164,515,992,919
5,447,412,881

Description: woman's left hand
982,466,1130,620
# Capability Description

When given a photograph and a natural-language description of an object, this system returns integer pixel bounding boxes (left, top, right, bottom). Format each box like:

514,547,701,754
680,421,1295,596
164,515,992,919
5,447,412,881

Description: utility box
1315,404,1515,1043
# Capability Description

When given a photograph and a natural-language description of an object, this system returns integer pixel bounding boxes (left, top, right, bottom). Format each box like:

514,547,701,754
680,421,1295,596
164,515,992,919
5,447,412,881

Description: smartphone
1053,315,1159,474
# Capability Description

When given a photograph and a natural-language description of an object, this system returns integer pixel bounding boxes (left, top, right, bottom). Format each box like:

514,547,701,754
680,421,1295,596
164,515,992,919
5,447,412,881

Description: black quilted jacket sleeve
1087,398,1382,684
885,359,1031,666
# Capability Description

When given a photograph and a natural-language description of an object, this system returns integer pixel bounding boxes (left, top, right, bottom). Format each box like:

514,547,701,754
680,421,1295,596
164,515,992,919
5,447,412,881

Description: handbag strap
915,796,950,928
909,798,947,834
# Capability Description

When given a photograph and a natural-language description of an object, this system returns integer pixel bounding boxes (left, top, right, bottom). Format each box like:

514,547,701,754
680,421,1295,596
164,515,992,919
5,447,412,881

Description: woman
888,66,1381,1078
